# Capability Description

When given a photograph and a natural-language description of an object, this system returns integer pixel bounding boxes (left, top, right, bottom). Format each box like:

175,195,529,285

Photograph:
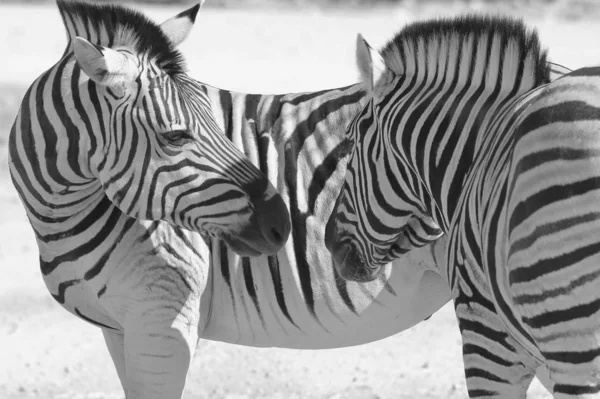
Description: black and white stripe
326,14,600,398
8,2,289,398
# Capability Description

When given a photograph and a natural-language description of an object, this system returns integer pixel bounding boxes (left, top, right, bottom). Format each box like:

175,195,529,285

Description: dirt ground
1,2,600,398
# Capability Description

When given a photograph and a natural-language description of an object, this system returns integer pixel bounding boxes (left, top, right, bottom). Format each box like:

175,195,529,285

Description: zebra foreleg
102,329,127,392
455,286,539,398
121,295,201,399
543,351,600,398
459,315,538,398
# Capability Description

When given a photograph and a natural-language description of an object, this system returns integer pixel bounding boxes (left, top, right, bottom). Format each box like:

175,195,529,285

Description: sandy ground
1,2,600,398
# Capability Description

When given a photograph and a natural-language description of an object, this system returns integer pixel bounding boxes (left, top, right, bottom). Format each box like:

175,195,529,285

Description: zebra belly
200,238,450,349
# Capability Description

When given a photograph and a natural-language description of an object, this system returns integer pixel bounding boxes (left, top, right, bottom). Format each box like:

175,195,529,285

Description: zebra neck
8,56,111,247
388,45,546,227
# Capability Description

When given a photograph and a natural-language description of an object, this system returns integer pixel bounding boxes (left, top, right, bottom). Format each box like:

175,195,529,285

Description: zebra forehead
57,0,186,76
380,14,550,82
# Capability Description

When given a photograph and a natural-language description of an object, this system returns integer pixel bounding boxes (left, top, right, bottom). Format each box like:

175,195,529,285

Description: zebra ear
160,1,203,46
73,37,138,88
356,34,388,92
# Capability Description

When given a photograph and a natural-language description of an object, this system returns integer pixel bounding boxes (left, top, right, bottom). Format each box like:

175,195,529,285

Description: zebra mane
380,14,550,85
56,0,186,75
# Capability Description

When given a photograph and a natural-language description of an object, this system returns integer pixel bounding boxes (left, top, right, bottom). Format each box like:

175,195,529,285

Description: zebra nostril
270,227,283,245
254,187,291,251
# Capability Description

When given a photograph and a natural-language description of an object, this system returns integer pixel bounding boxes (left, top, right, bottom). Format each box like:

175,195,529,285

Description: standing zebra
8,1,456,398
325,15,599,398
8,1,290,398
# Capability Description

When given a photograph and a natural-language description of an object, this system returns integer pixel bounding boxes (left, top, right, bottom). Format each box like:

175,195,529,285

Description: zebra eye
162,129,192,146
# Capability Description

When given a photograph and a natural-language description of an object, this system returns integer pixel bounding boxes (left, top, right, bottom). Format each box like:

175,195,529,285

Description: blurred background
1,0,599,398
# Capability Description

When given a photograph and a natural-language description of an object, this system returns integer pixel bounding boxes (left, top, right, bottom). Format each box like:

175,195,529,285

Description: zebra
8,1,291,398
324,15,600,398
7,1,457,398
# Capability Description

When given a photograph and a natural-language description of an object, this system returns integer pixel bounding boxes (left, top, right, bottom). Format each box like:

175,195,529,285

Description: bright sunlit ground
1,2,599,398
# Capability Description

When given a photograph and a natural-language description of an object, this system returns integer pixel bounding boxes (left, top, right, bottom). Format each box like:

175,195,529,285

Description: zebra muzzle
329,241,382,283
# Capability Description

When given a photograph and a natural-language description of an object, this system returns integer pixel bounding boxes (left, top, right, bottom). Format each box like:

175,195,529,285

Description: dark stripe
64,60,86,179
220,240,232,290
510,212,600,255
307,139,353,215
462,343,514,368
40,199,122,275
84,216,136,280
285,86,353,106
464,367,510,384
289,89,366,146
284,143,316,319
513,148,600,176
258,135,270,175
219,90,233,140
522,297,600,329
459,318,516,353
554,383,600,395
158,174,198,219
513,267,600,305
136,220,161,243
509,180,600,239
242,257,265,328
468,389,498,397
97,285,107,298
45,56,75,186
111,173,135,207
74,307,117,330
509,238,600,286
332,262,357,315
50,279,81,304
517,101,600,140
543,346,600,364
268,255,299,329
25,70,54,196
244,94,261,130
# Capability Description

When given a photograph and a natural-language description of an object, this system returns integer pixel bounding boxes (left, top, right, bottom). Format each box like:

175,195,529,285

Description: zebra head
56,1,290,256
325,35,443,282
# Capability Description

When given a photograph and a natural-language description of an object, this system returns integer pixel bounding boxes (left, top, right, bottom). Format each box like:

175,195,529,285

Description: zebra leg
544,356,600,398
121,295,201,399
459,311,538,398
102,329,127,391
454,274,539,398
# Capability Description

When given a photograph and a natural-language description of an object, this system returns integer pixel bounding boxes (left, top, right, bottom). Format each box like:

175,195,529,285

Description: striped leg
548,363,600,399
455,277,539,398
459,312,538,398
537,321,600,398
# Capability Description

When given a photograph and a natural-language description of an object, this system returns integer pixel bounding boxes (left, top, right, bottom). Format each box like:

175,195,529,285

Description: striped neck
377,18,550,228
8,55,111,245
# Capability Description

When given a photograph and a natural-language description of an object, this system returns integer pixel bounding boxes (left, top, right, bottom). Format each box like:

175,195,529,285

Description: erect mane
380,14,550,86
56,0,185,75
